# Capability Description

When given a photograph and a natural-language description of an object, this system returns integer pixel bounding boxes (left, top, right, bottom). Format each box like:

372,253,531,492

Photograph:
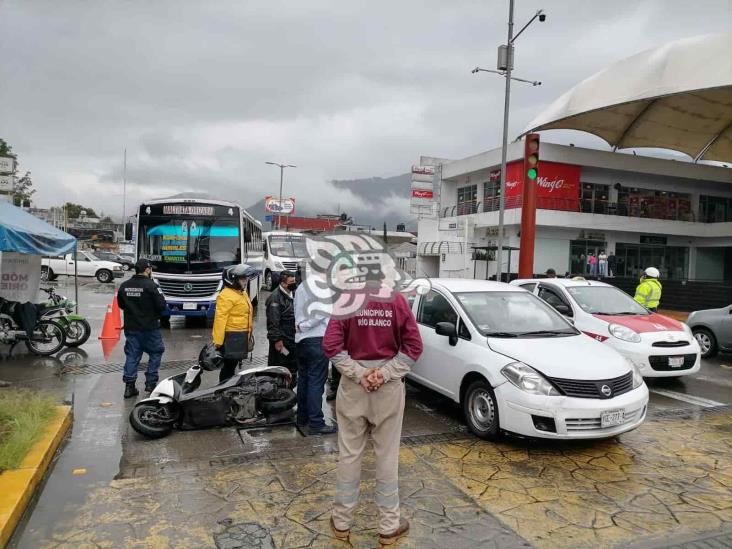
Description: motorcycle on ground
0,297,66,356
37,287,91,347
129,344,297,439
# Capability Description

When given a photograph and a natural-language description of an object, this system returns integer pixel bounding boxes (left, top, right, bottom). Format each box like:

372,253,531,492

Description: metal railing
440,198,697,222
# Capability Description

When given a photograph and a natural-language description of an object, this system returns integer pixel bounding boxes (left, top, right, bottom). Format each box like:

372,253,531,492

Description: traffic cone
99,304,120,340
111,293,122,331
100,337,120,360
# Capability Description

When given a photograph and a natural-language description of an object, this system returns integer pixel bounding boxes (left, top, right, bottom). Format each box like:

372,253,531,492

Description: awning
0,201,76,256
522,33,732,162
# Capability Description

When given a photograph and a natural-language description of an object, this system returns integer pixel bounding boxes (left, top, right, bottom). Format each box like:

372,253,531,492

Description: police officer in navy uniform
117,259,167,398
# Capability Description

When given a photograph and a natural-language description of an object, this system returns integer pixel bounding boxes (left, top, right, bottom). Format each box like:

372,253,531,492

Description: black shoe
309,424,337,435
145,383,157,393
124,383,139,399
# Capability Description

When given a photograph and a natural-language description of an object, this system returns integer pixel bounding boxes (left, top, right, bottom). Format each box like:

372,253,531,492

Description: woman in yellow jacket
212,265,255,382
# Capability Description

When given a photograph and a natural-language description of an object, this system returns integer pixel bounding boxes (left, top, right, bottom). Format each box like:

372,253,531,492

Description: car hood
488,334,630,380
592,313,683,333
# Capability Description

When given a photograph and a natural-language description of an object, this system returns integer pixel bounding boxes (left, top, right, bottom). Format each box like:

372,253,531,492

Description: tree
63,202,98,220
0,138,35,207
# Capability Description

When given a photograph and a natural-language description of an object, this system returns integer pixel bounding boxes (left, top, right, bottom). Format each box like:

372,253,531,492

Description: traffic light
525,133,540,181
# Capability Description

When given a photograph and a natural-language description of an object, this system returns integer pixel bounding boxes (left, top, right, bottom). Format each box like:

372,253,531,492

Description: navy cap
135,258,152,273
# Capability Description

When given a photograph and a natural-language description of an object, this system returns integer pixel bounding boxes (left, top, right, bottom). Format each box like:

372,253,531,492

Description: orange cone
99,304,120,340
111,293,122,331
100,337,120,360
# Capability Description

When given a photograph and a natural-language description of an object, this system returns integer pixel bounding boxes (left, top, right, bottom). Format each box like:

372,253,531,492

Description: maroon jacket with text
322,294,423,362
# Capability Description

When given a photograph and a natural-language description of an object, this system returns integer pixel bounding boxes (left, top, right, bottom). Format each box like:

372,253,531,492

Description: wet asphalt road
2,275,732,547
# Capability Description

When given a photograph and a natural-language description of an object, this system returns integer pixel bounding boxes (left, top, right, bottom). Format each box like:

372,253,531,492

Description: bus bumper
164,301,216,318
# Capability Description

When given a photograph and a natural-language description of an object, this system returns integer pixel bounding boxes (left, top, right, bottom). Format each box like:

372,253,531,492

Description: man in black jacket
266,270,297,386
117,259,167,398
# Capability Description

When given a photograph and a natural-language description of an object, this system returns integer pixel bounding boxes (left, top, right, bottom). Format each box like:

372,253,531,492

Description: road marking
649,388,726,408
692,375,732,389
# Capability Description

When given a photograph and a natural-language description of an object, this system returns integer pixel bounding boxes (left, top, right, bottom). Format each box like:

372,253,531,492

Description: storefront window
457,184,477,215
699,195,732,223
617,187,692,221
569,239,607,276
614,243,688,280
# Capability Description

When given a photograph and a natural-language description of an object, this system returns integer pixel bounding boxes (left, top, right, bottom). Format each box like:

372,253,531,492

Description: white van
262,231,309,289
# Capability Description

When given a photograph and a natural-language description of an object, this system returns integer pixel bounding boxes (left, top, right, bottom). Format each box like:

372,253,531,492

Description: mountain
245,172,415,230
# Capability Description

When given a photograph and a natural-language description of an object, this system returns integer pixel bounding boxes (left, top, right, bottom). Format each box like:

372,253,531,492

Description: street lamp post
265,162,296,229
472,3,545,281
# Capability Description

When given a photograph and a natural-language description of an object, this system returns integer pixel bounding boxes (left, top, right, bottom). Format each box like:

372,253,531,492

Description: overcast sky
1,0,730,220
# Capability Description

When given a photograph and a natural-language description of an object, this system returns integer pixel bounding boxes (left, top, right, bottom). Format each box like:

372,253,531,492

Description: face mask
286,282,297,292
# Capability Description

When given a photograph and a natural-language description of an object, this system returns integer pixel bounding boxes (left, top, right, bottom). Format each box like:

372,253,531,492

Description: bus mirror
124,222,133,241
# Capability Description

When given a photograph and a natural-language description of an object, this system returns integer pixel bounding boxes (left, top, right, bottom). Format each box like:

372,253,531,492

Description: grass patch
0,389,58,472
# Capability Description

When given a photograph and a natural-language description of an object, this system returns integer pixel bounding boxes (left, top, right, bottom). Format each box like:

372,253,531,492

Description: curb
0,405,72,548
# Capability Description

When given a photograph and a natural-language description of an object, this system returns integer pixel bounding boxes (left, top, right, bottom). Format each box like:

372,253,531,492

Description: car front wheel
462,379,501,440
96,269,113,283
694,328,718,359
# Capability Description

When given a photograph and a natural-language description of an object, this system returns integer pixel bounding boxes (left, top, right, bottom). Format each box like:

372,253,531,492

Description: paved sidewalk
22,406,732,548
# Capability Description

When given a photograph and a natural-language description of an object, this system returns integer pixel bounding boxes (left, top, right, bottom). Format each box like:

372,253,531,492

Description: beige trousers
332,373,406,534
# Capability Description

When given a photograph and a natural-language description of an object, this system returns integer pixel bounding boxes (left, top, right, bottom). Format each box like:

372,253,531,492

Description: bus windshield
138,211,241,274
268,235,309,258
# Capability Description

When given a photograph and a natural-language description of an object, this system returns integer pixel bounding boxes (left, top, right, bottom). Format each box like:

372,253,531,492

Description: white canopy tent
522,33,732,163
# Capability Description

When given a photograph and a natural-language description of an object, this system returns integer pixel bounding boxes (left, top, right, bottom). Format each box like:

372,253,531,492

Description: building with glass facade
416,142,732,281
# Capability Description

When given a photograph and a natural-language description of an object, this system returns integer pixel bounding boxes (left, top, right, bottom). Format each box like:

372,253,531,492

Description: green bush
0,389,58,472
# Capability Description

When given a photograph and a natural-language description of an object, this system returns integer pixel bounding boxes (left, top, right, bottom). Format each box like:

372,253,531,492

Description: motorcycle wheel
129,403,175,439
64,318,91,347
25,320,66,356
260,388,297,413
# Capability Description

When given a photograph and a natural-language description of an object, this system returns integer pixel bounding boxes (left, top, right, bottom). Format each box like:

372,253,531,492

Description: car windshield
566,286,649,315
268,235,309,258
453,291,577,337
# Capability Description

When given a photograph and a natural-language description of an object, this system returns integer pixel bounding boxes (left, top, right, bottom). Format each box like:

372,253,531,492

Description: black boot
124,383,139,399
145,382,157,393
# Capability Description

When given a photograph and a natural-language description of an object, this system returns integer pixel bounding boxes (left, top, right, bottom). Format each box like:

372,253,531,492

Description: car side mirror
435,321,458,346
555,304,571,316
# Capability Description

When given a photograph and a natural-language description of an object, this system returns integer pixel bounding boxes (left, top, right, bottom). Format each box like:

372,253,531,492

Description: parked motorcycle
37,287,91,347
0,298,66,356
129,345,297,439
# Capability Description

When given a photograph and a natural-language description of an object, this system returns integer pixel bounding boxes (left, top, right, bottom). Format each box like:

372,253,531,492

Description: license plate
668,356,684,367
601,410,624,428
182,302,197,310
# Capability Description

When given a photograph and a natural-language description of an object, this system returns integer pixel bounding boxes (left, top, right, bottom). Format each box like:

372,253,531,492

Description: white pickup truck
41,251,125,284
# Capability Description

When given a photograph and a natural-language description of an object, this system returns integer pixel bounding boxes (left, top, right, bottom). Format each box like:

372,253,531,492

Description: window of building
580,183,609,214
699,195,732,223
617,187,692,221
457,184,477,215
614,243,689,280
483,181,501,212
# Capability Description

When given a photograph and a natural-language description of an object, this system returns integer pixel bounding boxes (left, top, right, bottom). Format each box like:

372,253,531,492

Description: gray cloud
1,0,730,219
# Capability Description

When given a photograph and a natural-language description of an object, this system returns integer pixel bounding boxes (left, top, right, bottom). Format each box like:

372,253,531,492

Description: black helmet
198,342,223,371
222,264,256,288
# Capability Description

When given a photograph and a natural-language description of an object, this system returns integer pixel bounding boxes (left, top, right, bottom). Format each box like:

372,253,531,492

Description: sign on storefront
504,161,581,211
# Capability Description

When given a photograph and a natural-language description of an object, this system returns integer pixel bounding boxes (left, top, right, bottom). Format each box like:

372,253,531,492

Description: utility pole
265,162,296,229
472,4,545,282
122,148,127,223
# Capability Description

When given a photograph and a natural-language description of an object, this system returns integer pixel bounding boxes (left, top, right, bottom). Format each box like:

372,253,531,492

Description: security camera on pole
472,2,545,281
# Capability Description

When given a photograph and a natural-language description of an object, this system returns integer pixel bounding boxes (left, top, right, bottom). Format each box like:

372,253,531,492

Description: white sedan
406,279,648,440
511,278,701,378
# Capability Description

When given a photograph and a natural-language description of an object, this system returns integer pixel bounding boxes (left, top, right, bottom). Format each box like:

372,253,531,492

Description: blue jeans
123,330,165,386
296,337,329,429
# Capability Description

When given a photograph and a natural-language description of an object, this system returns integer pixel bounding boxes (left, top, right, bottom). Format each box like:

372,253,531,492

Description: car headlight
113,266,122,271
626,359,645,389
501,362,560,396
609,323,641,343
274,260,284,269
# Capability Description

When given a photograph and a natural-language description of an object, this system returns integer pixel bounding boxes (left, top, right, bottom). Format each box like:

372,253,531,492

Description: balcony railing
441,198,697,222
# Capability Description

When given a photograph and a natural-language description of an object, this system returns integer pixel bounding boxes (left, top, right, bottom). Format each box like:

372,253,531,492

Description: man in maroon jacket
322,292,423,545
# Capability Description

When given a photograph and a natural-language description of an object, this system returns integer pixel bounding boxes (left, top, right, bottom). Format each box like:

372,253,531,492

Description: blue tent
0,201,76,256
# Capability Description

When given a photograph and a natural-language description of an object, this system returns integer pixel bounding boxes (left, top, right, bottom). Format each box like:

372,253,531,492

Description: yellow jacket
212,286,253,346
634,278,662,309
